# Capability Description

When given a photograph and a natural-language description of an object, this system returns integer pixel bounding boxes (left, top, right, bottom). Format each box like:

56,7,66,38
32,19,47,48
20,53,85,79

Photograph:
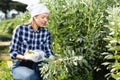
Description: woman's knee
21,72,39,80
12,67,39,80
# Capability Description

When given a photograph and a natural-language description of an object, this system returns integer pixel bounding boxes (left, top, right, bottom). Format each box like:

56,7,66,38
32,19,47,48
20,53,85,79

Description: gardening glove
24,50,46,62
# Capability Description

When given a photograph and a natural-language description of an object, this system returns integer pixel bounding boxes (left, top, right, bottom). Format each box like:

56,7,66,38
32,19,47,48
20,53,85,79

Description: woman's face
34,13,49,27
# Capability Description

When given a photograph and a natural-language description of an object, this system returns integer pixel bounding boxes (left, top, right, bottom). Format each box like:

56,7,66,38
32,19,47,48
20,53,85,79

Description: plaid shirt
9,24,52,59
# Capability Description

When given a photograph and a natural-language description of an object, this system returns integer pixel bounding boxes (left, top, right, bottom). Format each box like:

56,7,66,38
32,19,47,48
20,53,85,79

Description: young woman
9,4,53,80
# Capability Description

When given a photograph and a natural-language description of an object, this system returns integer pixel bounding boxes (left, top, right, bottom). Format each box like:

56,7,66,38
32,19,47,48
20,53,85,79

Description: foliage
0,12,30,35
0,42,13,80
38,0,120,80
40,0,109,66
102,6,120,80
40,53,92,80
38,1,106,79
0,46,9,54
0,60,13,80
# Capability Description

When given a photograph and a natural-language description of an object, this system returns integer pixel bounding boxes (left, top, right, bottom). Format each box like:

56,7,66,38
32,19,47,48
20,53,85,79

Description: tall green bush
40,0,114,65
102,6,120,80
38,0,106,79
39,0,120,80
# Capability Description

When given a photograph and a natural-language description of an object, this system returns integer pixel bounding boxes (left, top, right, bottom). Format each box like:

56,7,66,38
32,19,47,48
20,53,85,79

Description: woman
9,4,53,80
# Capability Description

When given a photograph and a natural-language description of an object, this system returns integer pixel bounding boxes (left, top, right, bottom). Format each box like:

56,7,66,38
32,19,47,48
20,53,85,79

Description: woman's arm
9,25,25,60
16,54,25,60
44,31,53,57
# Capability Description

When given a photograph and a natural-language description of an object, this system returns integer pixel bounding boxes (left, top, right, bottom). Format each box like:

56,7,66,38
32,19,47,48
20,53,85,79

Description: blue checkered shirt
9,24,52,59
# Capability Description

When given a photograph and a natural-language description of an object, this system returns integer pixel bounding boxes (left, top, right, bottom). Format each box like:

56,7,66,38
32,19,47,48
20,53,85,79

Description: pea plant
39,52,92,80
102,6,120,80
38,0,120,80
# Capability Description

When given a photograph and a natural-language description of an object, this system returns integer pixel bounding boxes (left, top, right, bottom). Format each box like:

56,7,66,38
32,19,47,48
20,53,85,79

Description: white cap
26,4,50,17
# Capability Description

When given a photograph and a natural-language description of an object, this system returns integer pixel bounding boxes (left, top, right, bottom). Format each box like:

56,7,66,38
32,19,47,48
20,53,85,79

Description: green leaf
108,46,120,51
102,62,111,66
104,54,114,59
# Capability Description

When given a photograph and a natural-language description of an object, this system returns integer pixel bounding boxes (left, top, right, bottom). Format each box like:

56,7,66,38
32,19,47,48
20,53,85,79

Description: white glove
24,50,46,62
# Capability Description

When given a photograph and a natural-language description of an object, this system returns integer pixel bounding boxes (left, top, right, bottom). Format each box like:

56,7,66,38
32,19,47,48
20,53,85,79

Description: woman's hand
24,50,46,62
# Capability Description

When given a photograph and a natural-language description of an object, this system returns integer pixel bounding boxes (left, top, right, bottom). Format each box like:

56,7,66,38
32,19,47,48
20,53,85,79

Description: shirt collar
28,24,45,33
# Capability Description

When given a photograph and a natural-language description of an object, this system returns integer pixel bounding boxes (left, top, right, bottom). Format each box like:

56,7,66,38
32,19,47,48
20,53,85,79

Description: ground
0,41,11,60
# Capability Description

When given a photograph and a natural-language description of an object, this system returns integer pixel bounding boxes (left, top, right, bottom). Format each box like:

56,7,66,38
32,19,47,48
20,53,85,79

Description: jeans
11,60,42,80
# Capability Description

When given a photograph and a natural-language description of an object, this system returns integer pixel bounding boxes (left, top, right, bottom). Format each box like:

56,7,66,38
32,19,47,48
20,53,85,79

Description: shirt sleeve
9,25,21,59
44,31,53,58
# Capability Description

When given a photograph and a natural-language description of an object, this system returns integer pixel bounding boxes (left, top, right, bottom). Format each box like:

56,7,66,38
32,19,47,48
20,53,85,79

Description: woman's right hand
24,50,46,62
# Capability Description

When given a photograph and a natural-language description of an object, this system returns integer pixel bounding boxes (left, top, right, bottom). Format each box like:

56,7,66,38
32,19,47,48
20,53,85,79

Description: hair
27,17,36,27
27,18,33,25
26,16,39,30
27,14,39,25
